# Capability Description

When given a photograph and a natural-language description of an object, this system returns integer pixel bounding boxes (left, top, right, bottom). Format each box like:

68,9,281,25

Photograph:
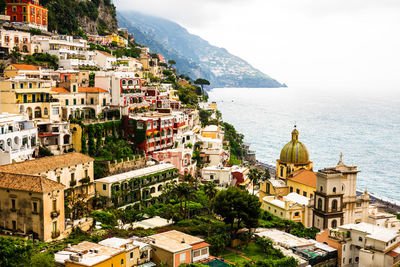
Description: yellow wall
262,198,307,225
152,246,174,267
275,160,313,179
70,123,83,153
287,180,315,199
66,251,126,267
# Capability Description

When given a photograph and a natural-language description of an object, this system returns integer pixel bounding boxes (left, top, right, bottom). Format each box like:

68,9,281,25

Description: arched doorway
63,135,70,145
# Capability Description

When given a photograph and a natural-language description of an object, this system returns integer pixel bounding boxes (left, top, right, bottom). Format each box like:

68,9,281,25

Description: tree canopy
214,187,261,239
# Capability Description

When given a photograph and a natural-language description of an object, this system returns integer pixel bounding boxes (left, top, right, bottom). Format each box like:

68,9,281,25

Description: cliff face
76,0,118,35
42,0,118,35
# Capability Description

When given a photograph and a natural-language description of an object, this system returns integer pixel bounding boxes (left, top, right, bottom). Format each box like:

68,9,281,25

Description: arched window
318,198,323,210
150,187,156,194
158,185,162,191
280,166,284,177
332,199,338,211
331,219,337,228
320,186,323,192
44,107,48,116
128,80,133,86
333,187,336,193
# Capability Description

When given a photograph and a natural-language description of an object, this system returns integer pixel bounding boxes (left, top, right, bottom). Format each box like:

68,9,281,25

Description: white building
93,50,116,70
0,113,37,165
34,35,96,69
201,166,232,187
332,223,400,267
95,71,145,115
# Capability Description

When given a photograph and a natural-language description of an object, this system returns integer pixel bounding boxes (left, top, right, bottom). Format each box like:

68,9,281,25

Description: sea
208,86,400,203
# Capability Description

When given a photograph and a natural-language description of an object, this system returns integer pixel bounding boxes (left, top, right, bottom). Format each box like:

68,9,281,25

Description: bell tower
313,168,344,230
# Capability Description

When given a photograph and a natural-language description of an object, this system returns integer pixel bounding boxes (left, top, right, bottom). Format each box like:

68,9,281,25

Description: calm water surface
209,87,400,202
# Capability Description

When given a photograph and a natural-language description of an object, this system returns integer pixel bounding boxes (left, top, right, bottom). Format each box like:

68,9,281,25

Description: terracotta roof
78,87,108,93
287,169,316,188
191,242,210,250
0,153,94,175
51,87,70,93
0,172,64,193
10,64,39,71
97,51,114,57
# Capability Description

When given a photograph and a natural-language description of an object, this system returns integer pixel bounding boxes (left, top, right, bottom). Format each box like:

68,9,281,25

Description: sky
115,0,400,91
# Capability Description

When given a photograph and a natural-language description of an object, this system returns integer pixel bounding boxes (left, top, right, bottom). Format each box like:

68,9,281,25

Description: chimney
181,238,185,243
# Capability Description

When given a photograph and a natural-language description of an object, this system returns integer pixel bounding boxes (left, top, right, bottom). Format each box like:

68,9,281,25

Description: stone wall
98,156,146,176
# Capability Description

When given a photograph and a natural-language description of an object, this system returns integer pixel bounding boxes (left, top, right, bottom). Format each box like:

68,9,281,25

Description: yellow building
287,169,316,199
276,128,313,179
262,192,312,227
0,172,65,242
4,64,40,79
107,34,127,48
56,241,126,267
0,76,61,122
201,125,221,139
259,178,288,201
99,237,141,267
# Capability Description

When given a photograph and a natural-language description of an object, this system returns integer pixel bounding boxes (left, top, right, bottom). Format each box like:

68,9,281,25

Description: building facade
6,0,48,31
0,172,64,241
0,113,38,165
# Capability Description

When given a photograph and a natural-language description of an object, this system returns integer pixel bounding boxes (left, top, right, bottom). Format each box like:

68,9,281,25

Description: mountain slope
117,11,284,88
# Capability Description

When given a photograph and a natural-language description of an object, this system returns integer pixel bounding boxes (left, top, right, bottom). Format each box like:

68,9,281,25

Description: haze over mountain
117,11,284,89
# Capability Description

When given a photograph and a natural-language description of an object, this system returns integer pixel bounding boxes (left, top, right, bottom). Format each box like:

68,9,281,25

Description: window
317,198,322,210
121,259,124,265
57,176,60,183
65,99,69,106
343,258,345,264
179,253,186,263
11,83,15,89
11,199,16,210
303,191,307,197
194,250,201,257
355,257,359,263
332,199,338,211
103,184,107,190
90,98,94,104
331,219,337,228
130,252,134,259
12,220,16,230
103,98,106,106
84,170,88,178
20,83,24,89
71,173,75,182
290,186,293,193
29,83,32,88
44,108,48,115
33,202,38,213
343,245,345,251
294,212,300,217
296,189,300,194
73,99,76,105
349,258,352,263
81,98,84,104
310,194,313,199
201,248,208,255
320,186,323,192
73,85,76,92
359,236,363,242
52,200,57,212
52,107,59,115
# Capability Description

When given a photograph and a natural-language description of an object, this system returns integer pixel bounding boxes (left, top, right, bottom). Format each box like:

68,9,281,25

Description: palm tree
203,182,218,214
248,168,262,195
262,169,271,181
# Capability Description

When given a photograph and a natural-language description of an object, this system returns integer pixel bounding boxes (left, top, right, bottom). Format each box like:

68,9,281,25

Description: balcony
51,210,60,218
70,180,77,187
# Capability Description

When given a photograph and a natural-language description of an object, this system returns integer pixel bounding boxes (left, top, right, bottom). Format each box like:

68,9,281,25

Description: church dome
279,128,310,164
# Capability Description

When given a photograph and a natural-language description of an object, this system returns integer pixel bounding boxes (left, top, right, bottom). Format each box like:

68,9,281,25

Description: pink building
153,148,196,176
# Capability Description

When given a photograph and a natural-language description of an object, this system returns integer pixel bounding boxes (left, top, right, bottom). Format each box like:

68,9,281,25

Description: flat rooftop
149,230,205,253
95,163,176,184
339,222,398,243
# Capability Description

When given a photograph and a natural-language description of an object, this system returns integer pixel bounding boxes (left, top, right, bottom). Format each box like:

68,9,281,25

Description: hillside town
0,1,399,267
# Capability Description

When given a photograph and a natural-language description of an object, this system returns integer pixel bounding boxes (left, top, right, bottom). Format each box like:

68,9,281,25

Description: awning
140,262,156,267
146,132,152,136
153,131,159,135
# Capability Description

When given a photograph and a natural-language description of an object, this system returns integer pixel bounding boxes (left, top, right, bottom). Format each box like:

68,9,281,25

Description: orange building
6,0,48,31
